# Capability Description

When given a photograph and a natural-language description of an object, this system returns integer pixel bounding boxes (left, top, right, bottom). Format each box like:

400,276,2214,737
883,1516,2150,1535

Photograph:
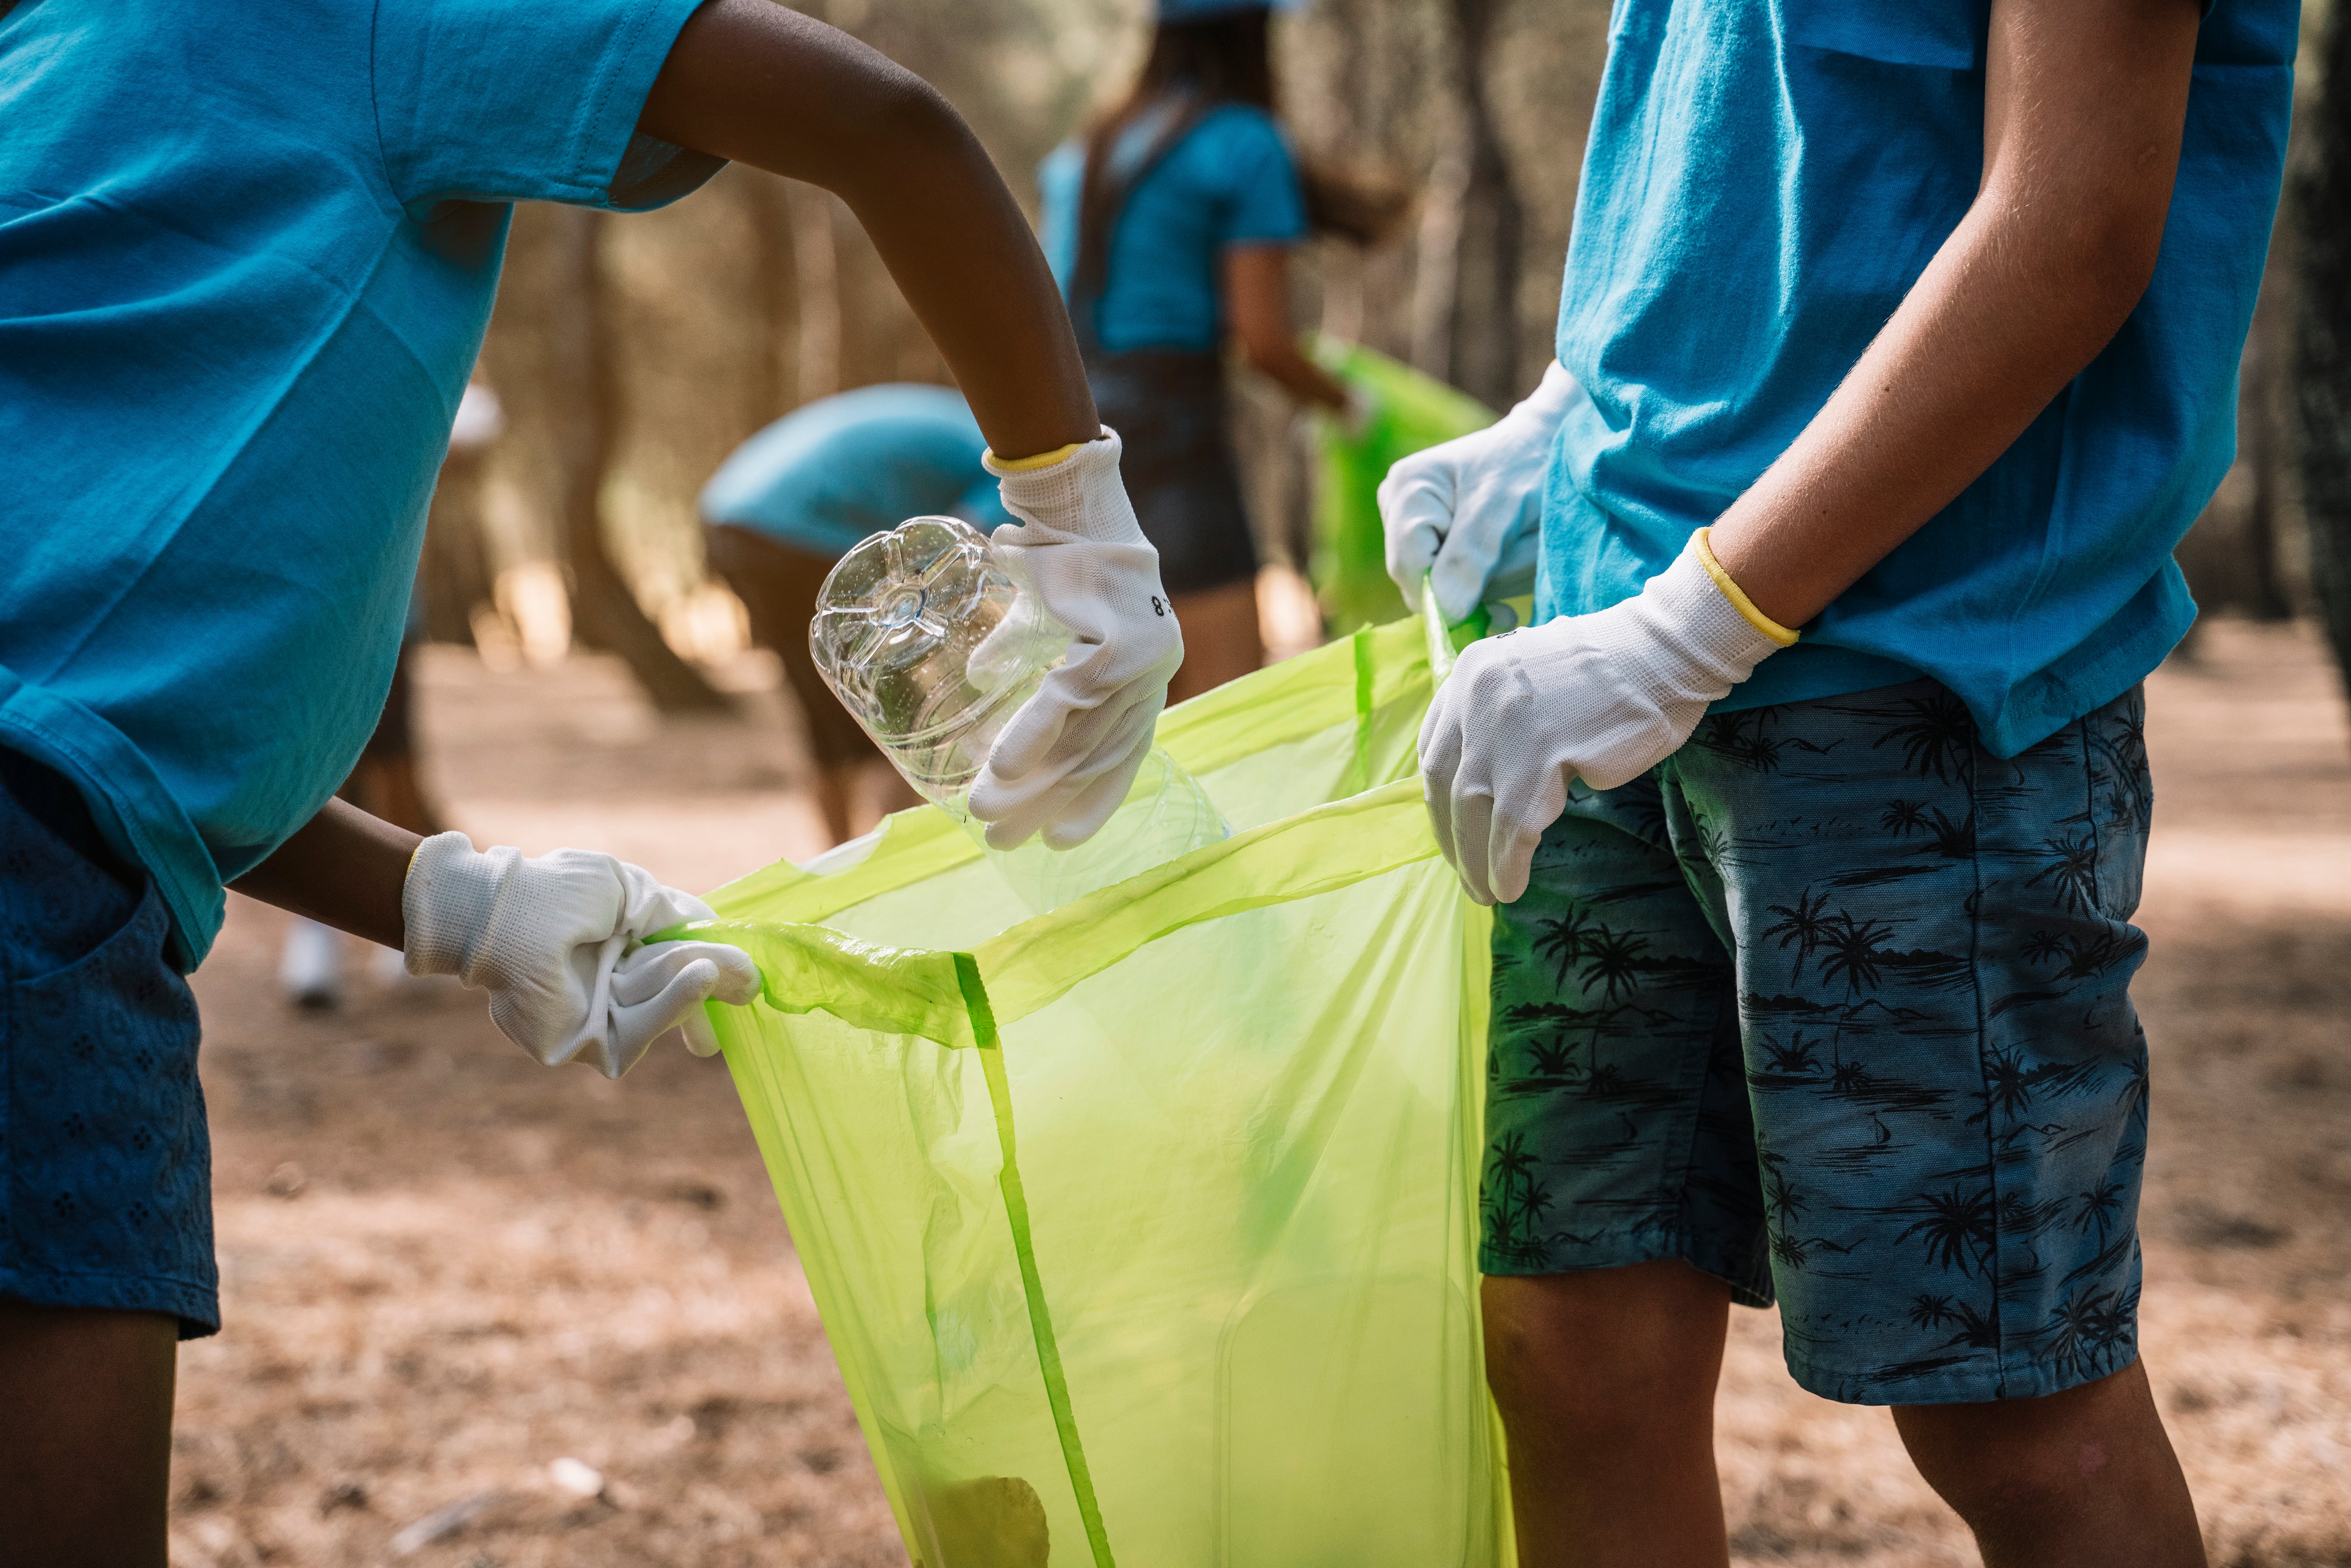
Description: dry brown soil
168,621,2351,1567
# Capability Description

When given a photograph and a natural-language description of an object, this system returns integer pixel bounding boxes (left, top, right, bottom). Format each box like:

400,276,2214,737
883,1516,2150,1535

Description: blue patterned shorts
1,748,215,1337
1484,679,2151,1405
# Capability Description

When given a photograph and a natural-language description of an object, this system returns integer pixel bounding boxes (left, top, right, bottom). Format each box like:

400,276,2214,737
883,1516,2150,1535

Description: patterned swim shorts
1484,678,2152,1405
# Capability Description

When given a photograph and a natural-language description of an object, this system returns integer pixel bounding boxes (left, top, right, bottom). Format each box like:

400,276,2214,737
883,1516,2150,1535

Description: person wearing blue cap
1036,0,1394,701
1381,0,2293,1564
0,0,1185,1556
700,383,1012,844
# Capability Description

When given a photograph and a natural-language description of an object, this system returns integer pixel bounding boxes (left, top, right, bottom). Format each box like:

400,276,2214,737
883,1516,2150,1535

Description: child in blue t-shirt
0,0,1185,1556
1382,1,2292,1563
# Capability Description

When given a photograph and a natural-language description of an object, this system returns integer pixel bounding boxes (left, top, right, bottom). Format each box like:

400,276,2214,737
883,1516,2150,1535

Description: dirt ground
168,619,2351,1568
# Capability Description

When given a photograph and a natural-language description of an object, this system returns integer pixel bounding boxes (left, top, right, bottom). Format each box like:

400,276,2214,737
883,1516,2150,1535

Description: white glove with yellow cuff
402,835,763,1078
1419,529,1799,906
969,430,1184,850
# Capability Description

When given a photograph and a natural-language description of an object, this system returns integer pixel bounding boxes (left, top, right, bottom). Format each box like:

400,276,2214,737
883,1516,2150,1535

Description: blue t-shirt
1539,0,2296,756
1038,102,1307,354
0,0,718,968
700,384,1010,557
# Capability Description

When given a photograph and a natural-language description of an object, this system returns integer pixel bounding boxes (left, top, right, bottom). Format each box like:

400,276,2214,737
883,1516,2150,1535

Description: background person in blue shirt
1383,1,2291,1563
1036,0,1387,700
700,382,1011,845
0,0,1184,1559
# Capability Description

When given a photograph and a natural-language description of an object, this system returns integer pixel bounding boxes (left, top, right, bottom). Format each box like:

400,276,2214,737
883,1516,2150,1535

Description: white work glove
402,834,764,1078
1419,532,1793,906
1380,360,1585,625
969,430,1184,851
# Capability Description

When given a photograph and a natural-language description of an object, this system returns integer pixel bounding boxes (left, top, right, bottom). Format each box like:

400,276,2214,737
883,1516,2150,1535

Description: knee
1482,1266,1726,1450
1894,1363,2179,1544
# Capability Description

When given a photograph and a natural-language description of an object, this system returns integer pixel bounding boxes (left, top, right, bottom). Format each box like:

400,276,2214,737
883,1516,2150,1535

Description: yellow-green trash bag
1308,335,1497,634
686,617,1512,1568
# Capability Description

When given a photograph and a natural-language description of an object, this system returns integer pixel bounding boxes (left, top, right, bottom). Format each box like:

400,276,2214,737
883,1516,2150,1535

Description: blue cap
1155,0,1295,20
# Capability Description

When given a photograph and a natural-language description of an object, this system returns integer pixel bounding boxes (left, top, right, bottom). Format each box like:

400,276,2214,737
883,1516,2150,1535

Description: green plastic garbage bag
1308,336,1496,634
689,616,1512,1568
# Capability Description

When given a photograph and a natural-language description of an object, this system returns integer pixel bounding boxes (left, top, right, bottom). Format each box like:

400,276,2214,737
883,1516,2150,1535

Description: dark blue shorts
0,747,215,1337
1485,680,2151,1405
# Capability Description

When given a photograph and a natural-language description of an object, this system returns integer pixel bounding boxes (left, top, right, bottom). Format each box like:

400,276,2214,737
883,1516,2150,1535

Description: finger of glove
1416,687,1467,874
1378,477,1450,598
1039,735,1152,850
1487,806,1546,906
607,957,734,1068
976,689,1155,851
967,595,1065,696
1450,787,1499,907
681,1004,724,1057
976,643,1167,793
610,940,761,1010
1429,544,1499,628
602,857,717,943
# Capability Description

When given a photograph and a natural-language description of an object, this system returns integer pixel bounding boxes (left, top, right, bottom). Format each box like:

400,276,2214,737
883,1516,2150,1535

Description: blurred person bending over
1037,0,1392,700
0,0,1180,1560
701,382,1011,846
1381,1,2292,1565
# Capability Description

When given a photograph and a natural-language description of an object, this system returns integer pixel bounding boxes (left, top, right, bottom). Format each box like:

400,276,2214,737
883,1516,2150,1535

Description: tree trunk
551,207,734,715
1444,0,1525,408
2296,5,2351,705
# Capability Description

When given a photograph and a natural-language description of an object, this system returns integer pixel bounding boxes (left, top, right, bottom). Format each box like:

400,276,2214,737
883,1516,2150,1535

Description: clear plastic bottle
811,516,1226,910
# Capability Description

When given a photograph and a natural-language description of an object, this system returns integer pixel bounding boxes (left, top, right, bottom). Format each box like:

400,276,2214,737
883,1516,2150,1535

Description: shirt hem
0,670,223,972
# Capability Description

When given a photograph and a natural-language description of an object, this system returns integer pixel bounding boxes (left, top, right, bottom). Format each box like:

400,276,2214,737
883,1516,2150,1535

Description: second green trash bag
690,617,1509,1568
1308,336,1497,634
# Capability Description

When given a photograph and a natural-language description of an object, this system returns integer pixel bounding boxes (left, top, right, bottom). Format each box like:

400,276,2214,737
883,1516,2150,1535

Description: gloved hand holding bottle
968,429,1185,851
1418,528,1797,906
1379,360,1585,625
402,834,764,1078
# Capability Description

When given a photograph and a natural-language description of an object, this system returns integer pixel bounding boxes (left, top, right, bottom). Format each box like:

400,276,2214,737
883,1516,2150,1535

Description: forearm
1708,0,2201,629
639,0,1095,460
1223,245,1346,410
1244,338,1348,410
228,799,418,950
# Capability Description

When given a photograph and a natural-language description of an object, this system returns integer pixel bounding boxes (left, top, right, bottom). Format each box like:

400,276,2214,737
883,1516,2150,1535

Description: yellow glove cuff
1694,528,1800,647
985,439,1087,473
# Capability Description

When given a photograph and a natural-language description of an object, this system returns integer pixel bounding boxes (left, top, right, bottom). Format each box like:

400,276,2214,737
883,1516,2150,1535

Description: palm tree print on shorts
1483,678,2153,1404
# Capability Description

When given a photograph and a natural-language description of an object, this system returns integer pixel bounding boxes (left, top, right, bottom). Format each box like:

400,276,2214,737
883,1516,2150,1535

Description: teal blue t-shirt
1037,102,1307,353
700,384,1011,558
0,0,718,967
1538,0,2297,756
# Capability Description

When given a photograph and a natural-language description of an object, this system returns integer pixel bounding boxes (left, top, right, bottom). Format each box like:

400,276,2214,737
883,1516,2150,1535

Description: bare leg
0,1300,177,1568
1167,580,1264,705
813,761,858,847
1484,1261,1734,1568
1895,1360,2204,1568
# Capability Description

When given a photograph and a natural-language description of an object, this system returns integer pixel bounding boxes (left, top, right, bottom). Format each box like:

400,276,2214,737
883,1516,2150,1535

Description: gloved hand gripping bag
681,617,1512,1568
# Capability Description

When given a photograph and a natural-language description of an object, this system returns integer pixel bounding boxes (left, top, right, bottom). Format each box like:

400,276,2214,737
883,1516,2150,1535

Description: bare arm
228,799,418,949
237,0,1101,941
637,0,1097,461
1707,0,2203,627
1224,245,1349,410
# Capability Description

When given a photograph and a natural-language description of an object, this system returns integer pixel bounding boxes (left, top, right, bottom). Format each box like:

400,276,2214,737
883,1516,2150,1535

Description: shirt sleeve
1215,111,1308,249
371,0,724,218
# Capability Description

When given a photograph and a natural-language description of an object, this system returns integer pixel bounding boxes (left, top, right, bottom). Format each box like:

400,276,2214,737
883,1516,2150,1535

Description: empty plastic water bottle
811,516,1226,909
